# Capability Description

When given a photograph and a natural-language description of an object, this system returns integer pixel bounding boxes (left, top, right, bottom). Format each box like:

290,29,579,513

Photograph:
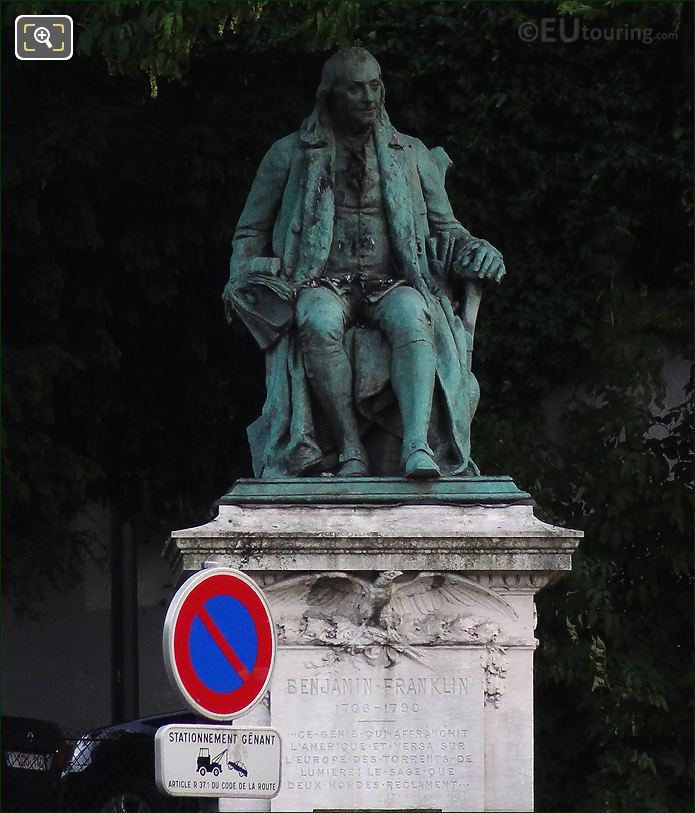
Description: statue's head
316,47,385,135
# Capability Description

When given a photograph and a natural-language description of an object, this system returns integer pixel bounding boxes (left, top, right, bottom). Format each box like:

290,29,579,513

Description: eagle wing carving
264,572,371,626
390,572,518,621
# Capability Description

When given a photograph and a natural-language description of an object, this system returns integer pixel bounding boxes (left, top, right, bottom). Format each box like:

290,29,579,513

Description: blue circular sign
189,595,259,692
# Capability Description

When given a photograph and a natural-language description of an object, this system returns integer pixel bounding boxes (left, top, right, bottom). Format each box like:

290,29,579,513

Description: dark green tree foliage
2,2,692,808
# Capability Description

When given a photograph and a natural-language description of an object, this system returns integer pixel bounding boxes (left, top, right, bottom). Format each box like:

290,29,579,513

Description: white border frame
154,723,282,799
15,15,74,61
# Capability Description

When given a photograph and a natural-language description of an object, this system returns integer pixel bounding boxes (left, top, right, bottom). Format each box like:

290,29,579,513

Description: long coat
226,109,480,477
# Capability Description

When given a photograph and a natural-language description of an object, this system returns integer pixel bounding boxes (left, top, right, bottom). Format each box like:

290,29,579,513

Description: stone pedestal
165,478,581,812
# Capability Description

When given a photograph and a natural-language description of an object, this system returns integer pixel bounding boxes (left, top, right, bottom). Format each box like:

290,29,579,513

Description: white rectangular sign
155,723,281,799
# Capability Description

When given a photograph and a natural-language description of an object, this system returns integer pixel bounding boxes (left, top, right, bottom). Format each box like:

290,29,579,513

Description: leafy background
3,1,692,810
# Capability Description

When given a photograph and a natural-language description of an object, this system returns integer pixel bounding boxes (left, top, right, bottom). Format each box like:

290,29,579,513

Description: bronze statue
223,48,505,479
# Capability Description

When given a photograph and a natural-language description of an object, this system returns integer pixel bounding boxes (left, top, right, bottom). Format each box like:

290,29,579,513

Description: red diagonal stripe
197,604,251,682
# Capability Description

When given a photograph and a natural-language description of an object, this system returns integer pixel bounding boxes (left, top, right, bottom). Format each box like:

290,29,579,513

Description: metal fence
3,727,201,812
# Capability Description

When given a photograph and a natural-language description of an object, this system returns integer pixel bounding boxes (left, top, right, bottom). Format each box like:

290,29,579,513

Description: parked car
2,715,68,811
58,711,214,812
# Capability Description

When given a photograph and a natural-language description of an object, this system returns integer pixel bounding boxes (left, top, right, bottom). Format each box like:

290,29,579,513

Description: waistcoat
327,135,395,280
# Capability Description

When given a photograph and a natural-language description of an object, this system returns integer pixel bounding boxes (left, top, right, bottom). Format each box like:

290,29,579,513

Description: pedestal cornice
165,497,581,579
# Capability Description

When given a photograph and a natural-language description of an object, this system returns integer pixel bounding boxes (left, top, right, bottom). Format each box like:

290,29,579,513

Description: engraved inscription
286,675,470,697
272,651,484,811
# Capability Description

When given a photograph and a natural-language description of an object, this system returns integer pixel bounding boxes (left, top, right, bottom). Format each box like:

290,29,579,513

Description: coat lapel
375,122,424,290
295,144,335,281
294,112,336,282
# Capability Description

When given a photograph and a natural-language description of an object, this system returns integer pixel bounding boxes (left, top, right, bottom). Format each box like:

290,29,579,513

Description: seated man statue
223,47,505,479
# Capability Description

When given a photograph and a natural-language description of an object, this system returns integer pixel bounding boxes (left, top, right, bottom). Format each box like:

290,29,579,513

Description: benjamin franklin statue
223,48,506,480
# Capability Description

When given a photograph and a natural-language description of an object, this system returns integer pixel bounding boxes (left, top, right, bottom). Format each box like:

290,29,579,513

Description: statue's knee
378,287,432,347
296,293,345,351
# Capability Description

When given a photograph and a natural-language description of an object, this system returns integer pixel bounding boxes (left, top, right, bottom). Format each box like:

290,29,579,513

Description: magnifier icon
33,26,53,49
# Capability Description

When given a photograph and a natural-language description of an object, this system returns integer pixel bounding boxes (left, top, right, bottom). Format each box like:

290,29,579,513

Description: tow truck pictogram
196,747,224,776
195,747,248,778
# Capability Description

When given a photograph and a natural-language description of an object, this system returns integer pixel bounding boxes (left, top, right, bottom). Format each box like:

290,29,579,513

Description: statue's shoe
404,449,441,479
337,457,369,477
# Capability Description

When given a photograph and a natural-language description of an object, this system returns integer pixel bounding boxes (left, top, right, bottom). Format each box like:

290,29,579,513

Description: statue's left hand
454,239,506,284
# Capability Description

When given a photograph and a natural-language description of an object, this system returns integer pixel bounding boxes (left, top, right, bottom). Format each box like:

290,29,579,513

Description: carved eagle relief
265,571,518,648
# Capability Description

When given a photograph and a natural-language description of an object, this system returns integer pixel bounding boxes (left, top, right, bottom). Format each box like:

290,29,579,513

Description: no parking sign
163,567,276,720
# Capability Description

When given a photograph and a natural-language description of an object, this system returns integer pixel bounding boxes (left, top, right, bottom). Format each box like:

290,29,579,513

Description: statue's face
329,57,382,134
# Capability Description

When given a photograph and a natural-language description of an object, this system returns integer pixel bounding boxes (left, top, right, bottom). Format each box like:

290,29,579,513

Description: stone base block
166,481,581,811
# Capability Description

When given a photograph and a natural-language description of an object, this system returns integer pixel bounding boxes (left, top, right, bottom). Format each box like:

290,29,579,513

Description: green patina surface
220,476,531,506
222,48,506,482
